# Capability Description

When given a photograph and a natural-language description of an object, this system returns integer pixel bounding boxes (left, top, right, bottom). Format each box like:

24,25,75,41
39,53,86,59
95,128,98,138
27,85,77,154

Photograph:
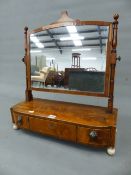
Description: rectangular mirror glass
30,25,109,93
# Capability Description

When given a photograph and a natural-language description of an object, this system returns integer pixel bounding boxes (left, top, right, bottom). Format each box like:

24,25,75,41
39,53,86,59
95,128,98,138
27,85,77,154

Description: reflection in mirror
30,25,109,93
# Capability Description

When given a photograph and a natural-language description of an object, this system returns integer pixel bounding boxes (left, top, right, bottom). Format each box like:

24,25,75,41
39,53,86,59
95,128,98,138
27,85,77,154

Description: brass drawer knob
89,131,97,139
17,116,22,125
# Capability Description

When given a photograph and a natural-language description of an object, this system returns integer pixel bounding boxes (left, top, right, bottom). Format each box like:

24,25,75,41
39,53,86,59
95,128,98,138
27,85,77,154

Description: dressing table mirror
11,11,119,155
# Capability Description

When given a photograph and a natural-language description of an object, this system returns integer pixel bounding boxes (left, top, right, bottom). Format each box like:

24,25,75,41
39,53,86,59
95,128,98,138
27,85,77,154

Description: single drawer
57,122,76,142
29,117,57,137
13,113,29,129
77,126,110,146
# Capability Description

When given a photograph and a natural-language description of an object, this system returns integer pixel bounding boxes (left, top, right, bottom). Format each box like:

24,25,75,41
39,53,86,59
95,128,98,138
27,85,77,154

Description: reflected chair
31,65,39,75
31,67,50,87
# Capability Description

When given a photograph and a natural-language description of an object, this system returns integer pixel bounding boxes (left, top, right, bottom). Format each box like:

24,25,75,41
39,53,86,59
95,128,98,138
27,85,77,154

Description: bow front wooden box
11,98,117,149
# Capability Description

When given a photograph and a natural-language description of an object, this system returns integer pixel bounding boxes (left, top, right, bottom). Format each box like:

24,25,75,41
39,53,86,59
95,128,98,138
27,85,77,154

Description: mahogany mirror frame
23,11,119,113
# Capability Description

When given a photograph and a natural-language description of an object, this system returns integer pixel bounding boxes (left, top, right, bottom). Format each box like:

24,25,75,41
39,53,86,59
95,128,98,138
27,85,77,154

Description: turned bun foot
107,147,115,156
13,124,18,130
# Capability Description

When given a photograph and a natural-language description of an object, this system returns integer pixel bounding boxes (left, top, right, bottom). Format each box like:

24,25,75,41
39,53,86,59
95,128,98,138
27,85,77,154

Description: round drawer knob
17,116,22,125
89,131,97,139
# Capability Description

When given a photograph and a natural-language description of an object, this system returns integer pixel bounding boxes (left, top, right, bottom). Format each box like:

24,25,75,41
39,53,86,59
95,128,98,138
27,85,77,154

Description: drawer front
14,113,29,129
77,127,110,146
29,117,57,137
57,122,76,142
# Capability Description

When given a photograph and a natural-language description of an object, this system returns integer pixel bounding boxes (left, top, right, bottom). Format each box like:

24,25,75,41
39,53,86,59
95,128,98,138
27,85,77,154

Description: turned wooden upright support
24,26,33,101
108,14,119,113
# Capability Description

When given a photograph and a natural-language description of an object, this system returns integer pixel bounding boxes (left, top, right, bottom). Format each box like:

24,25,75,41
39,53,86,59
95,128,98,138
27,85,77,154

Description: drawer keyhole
48,123,56,130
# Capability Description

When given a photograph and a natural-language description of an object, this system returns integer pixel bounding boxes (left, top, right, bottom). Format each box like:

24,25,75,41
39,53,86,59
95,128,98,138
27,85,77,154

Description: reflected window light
60,35,84,41
30,34,44,48
30,36,39,43
30,50,42,53
70,33,84,39
66,26,77,33
35,43,44,48
73,40,82,46
65,26,83,46
60,37,83,46
72,48,91,52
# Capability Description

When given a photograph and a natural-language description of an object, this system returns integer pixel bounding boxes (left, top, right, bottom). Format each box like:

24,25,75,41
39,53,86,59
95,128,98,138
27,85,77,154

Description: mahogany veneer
10,11,119,155
11,98,117,148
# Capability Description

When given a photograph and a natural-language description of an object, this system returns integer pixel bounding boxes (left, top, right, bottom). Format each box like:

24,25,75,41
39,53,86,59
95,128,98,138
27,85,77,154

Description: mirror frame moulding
25,11,114,98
